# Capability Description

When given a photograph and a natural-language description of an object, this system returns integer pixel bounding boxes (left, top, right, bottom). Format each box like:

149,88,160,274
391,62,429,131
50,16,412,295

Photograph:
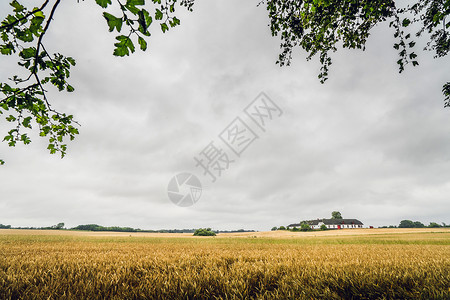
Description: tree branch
33,0,62,75
0,0,51,31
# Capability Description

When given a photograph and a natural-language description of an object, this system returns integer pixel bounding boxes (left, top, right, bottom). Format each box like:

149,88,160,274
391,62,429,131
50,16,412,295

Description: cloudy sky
0,0,449,231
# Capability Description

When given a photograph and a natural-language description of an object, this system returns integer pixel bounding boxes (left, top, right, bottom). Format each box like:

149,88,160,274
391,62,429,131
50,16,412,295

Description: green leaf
33,10,44,18
66,57,76,66
20,134,31,144
95,0,112,8
155,9,163,20
0,159,4,165
138,9,152,34
30,15,45,34
103,12,122,32
138,36,147,51
0,43,15,55
22,116,32,128
42,126,50,135
125,4,139,15
15,28,34,42
113,35,135,56
402,18,411,27
19,47,36,59
6,115,16,122
161,23,169,33
10,0,25,12
124,1,144,15
1,32,8,42
126,0,145,6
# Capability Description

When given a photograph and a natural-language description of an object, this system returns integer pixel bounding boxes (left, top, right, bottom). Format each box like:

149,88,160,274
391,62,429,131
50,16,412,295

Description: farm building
287,218,363,230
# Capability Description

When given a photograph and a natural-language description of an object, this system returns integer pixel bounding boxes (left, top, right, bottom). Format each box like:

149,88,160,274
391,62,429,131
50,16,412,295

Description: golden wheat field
0,229,449,299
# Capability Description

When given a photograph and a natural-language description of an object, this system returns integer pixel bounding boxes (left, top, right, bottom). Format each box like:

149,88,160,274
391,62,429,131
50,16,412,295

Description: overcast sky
0,0,449,230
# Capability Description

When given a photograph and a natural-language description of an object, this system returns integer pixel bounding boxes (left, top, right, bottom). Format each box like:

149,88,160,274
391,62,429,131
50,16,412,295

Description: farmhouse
287,218,363,230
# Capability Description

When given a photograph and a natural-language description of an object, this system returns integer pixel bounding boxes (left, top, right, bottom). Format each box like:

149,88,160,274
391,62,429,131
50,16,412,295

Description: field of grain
0,229,449,299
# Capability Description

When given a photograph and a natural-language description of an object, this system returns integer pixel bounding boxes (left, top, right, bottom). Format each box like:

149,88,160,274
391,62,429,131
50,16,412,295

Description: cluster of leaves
193,228,216,236
264,0,449,104
0,0,194,165
265,0,396,83
96,0,194,56
0,0,79,165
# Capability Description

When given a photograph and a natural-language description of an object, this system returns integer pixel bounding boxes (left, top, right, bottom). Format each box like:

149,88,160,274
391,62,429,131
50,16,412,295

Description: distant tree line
0,222,255,234
0,222,64,230
380,220,449,228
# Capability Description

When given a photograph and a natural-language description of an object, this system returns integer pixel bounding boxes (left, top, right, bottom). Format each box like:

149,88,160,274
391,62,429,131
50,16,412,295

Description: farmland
0,229,449,299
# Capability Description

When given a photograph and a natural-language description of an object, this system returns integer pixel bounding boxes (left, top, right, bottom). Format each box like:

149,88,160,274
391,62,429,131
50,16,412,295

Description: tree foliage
398,219,428,228
331,211,343,219
72,224,140,232
0,0,193,165
264,0,449,99
300,222,311,231
1,0,449,164
428,222,441,228
193,228,216,236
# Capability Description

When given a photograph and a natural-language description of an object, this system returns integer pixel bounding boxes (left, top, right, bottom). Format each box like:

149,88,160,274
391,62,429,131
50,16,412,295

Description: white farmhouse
287,218,364,230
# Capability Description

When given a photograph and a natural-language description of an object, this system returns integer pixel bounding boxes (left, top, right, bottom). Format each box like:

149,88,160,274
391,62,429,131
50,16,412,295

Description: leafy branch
97,0,193,56
265,0,449,103
1,0,79,164
0,0,194,165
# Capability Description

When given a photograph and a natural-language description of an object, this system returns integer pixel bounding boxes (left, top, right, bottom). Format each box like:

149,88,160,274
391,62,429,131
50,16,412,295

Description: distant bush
193,228,216,236
320,224,327,231
300,223,311,232
278,226,286,230
271,227,277,231
0,224,11,229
